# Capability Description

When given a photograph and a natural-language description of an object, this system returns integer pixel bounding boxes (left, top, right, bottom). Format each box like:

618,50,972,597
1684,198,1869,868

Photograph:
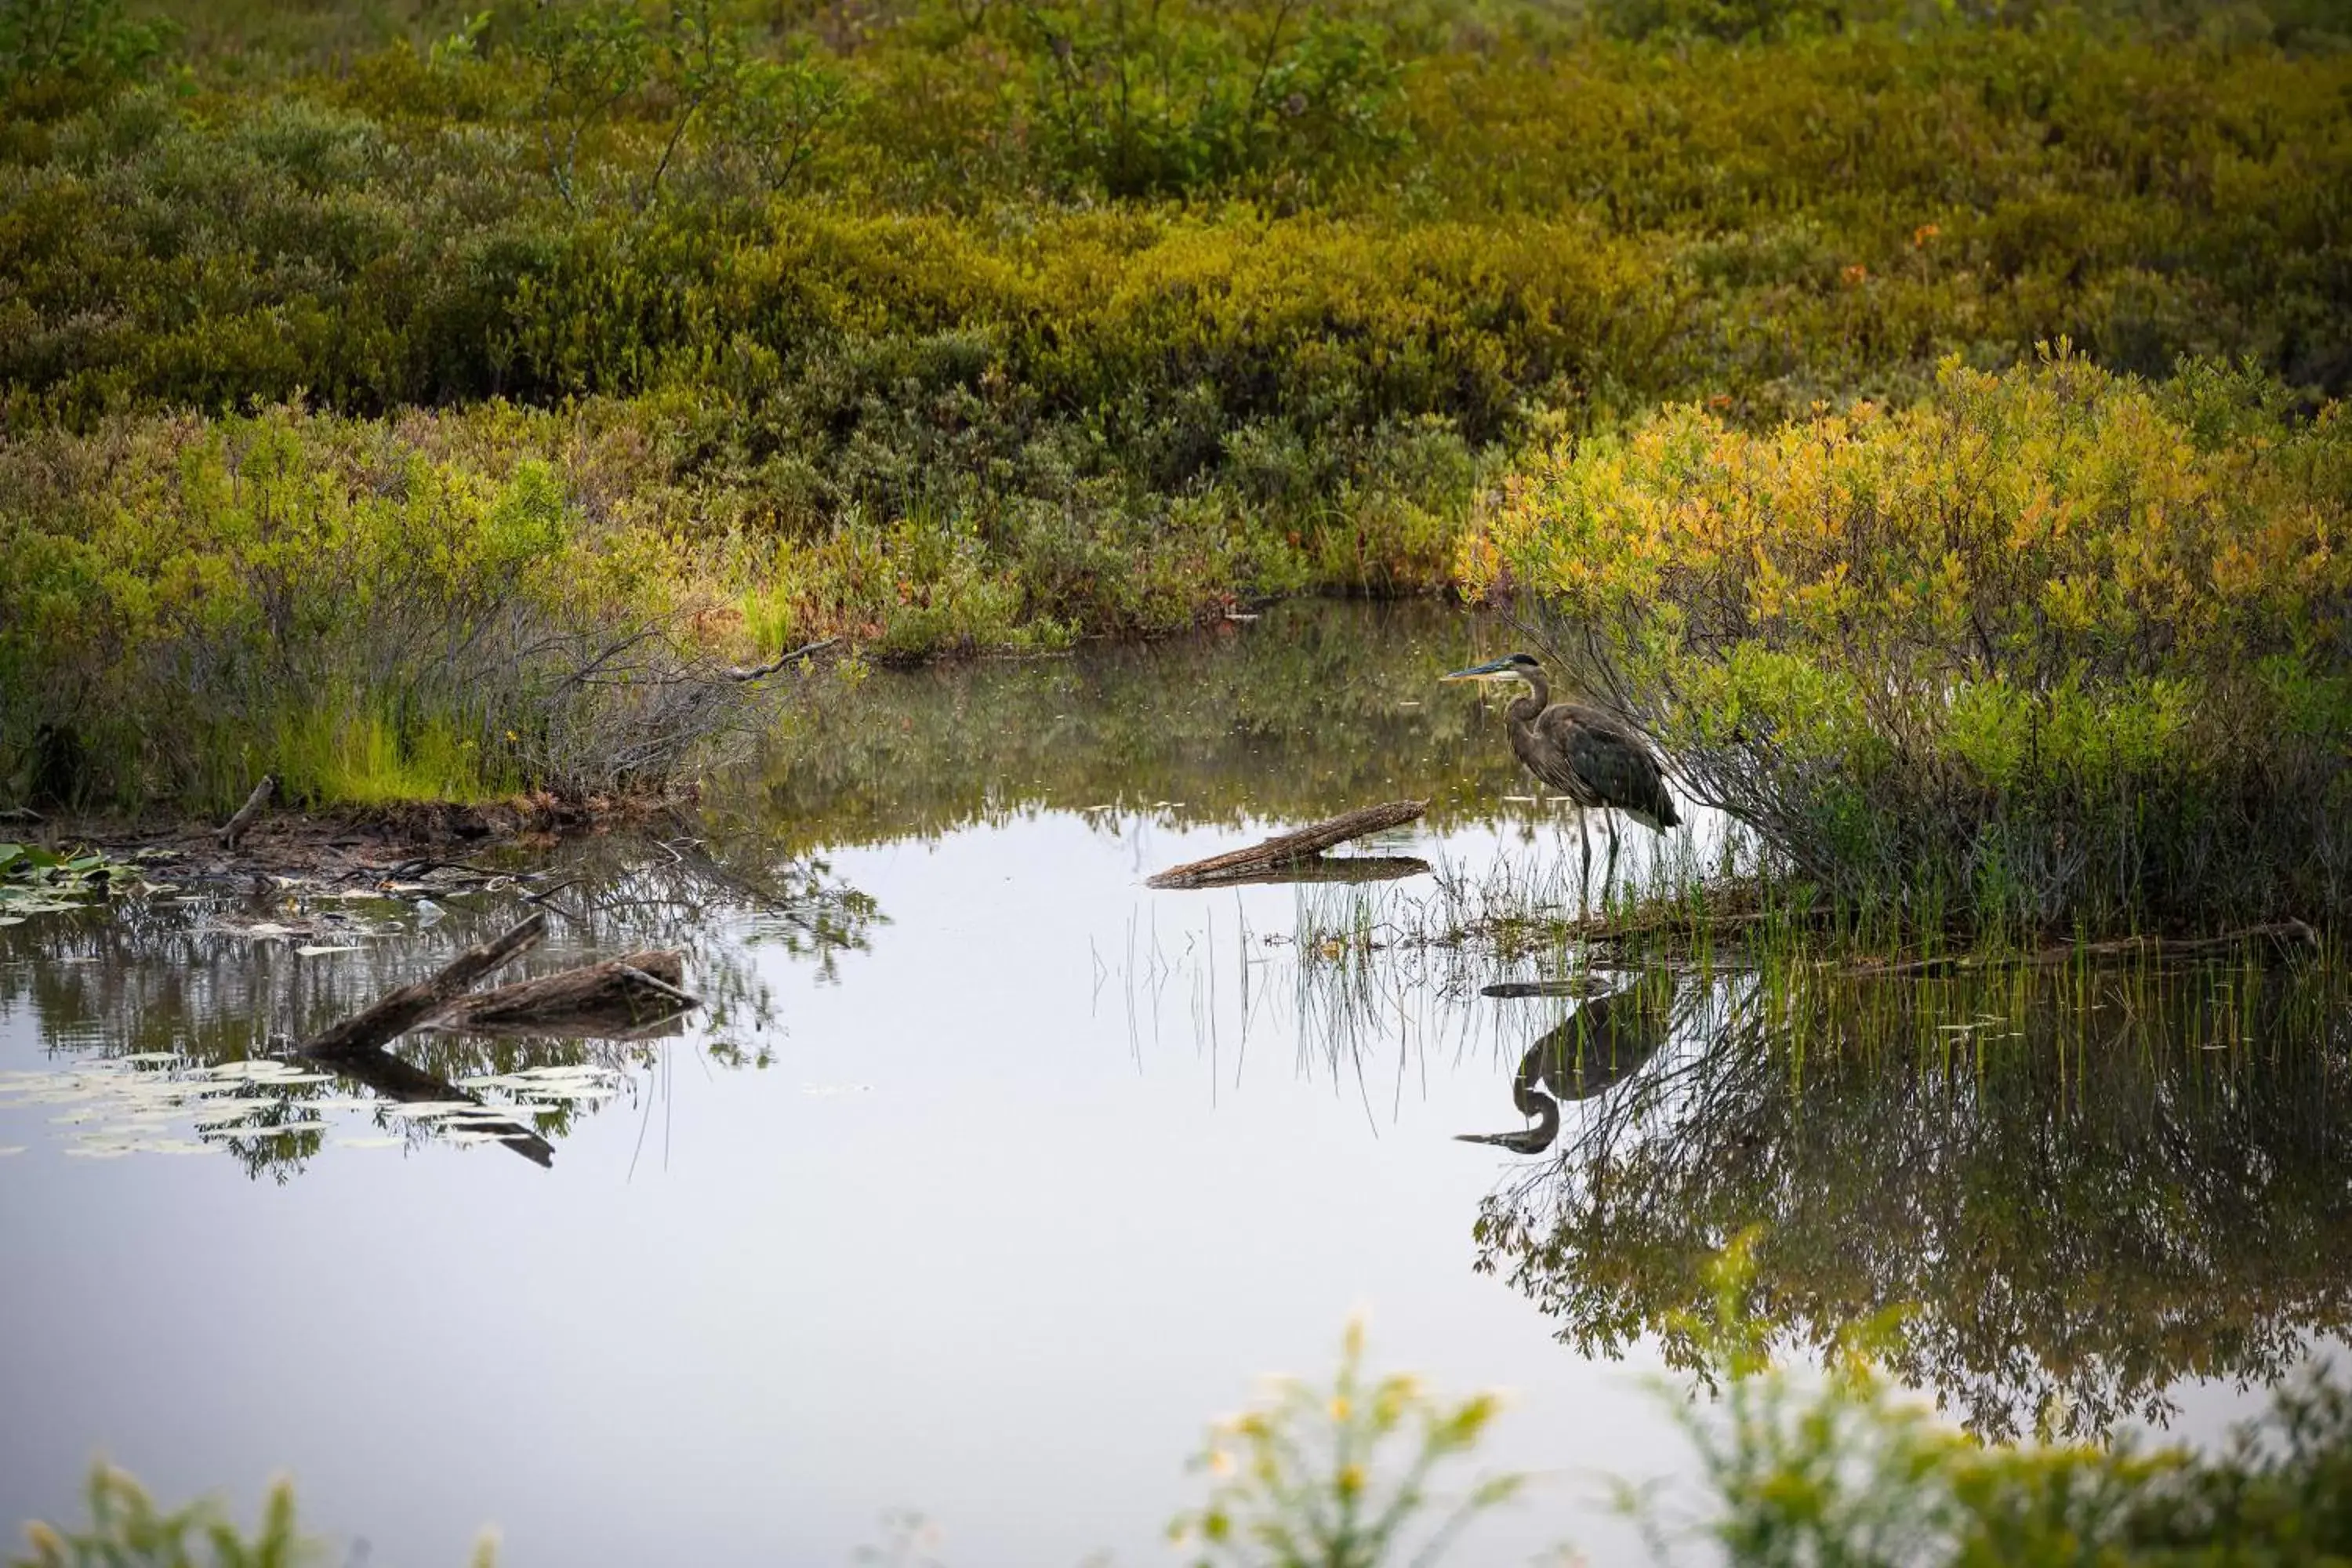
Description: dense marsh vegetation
2,0,2347,816
1473,354,2352,931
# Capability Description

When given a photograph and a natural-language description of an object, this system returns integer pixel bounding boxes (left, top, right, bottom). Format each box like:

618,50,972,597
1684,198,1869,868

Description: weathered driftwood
1147,800,1426,890
220,775,275,849
307,1047,554,1168
300,912,548,1058
430,949,699,1036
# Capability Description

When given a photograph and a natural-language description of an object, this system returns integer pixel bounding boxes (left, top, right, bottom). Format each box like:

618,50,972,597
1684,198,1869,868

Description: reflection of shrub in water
1473,959,2352,1443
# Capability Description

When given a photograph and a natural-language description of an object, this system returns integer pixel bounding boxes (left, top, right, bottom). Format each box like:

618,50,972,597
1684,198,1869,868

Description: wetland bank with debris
5,0,2351,1559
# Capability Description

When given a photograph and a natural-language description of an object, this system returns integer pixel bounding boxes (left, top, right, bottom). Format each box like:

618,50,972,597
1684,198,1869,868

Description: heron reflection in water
1456,975,1678,1153
1442,652,1679,898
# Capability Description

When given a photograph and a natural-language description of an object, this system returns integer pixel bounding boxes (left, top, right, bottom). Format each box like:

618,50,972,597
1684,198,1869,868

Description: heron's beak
1440,658,1517,683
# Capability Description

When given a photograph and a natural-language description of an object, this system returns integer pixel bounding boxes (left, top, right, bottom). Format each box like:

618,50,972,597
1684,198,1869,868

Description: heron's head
1440,652,1544,687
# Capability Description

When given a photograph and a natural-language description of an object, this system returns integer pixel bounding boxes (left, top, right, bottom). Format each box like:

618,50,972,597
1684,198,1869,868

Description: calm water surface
3,601,2347,1565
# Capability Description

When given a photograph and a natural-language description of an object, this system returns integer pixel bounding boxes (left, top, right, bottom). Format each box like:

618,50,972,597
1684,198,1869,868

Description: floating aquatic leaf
63,1145,130,1159
334,1135,406,1149
120,1053,182,1065
385,1102,485,1119
294,945,361,956
0,1145,24,1156
191,1099,288,1124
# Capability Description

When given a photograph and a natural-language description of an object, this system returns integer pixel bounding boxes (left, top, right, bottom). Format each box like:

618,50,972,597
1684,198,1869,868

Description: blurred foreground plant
11,1465,321,1568
1168,1317,1525,1568
1624,1232,2352,1566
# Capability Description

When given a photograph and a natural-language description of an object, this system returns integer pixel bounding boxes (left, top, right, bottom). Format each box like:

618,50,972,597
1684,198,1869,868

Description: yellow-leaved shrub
1472,353,2352,931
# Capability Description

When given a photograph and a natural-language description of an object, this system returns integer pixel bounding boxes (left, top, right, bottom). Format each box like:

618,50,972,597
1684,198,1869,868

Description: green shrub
5,0,2349,809
1472,354,2352,932
0,404,772,810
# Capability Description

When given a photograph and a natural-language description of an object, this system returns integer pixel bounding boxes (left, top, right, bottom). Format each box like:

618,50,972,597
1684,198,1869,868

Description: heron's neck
1507,672,1548,725
1526,1094,1562,1150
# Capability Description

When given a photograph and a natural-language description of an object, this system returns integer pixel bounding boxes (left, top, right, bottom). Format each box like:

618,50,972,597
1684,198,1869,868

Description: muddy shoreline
10,794,684,895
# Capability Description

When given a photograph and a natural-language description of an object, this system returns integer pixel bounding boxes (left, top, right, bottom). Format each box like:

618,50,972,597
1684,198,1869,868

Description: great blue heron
1442,652,1679,894
1456,975,1676,1152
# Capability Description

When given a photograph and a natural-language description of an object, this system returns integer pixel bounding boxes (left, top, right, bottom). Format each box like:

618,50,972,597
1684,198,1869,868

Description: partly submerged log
300,911,547,1058
430,949,699,1036
220,774,275,849
1148,800,1426,890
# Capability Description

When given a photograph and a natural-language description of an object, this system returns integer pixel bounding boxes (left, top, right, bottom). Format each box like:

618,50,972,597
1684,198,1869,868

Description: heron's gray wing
1539,703,1675,826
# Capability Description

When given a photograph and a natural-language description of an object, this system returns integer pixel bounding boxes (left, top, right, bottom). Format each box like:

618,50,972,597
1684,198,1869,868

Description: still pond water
3,601,2348,1565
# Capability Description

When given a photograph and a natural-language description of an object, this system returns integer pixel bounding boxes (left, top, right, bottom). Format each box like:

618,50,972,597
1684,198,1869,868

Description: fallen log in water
1147,800,1426,890
300,912,548,1057
430,949,699,1036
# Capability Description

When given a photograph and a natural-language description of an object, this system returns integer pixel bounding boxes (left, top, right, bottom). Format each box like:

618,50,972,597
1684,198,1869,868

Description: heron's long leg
1603,813,1622,903
1576,811,1593,916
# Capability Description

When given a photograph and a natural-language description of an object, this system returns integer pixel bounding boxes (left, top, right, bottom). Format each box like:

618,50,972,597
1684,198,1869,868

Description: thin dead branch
220,775,274,849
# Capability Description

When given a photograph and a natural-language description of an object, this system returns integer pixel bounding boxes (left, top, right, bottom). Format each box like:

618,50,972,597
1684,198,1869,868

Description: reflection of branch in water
1456,972,1680,1153
1180,856,1434,891
310,1047,557,1169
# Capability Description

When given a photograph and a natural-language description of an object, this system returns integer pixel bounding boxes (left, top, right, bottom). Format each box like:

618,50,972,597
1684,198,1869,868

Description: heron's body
1504,696,1678,833
1442,650,1680,898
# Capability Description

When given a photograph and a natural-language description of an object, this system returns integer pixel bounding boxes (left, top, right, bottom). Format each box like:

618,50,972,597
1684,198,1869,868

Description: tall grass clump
1470,353,2352,935
0,405,778,811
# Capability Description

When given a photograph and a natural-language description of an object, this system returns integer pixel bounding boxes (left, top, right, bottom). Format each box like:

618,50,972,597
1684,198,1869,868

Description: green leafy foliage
3,0,2347,812
1476,354,2352,932
0,405,783,811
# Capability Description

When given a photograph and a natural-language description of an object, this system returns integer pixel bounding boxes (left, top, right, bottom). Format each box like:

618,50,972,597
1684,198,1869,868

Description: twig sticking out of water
727,636,840,683
219,775,274,849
